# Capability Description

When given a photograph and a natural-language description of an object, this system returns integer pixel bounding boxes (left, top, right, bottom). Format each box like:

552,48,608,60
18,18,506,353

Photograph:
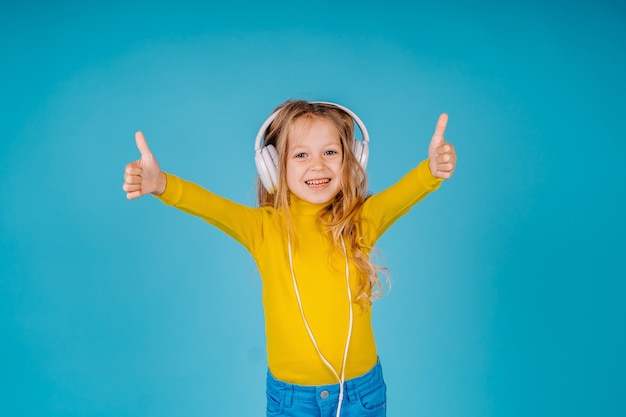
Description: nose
310,154,324,170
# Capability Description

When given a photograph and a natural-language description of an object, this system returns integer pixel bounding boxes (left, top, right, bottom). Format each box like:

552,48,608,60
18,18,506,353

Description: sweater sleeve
361,159,443,244
154,172,263,254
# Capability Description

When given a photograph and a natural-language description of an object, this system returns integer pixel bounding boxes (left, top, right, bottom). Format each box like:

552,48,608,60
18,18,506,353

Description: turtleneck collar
289,194,330,216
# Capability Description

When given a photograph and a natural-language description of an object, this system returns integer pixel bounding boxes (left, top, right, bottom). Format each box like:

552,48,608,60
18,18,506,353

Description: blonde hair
256,100,387,307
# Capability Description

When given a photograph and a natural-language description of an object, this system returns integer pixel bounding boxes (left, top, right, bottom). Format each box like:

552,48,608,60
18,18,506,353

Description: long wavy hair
256,100,387,307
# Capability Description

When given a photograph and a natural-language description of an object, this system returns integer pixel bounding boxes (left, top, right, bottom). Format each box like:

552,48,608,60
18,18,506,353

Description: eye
324,149,339,156
295,152,307,158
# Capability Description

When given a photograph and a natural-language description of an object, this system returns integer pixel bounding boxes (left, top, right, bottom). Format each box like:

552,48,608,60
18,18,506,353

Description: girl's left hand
428,113,457,179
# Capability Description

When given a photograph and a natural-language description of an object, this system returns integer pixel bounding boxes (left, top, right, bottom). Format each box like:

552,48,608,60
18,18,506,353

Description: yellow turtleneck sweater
156,159,441,385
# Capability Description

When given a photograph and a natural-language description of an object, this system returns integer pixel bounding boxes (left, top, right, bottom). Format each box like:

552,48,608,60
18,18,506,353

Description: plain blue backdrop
1,1,624,416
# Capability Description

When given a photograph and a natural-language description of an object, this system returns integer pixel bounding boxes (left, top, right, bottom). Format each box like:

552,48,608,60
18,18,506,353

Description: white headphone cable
287,234,353,417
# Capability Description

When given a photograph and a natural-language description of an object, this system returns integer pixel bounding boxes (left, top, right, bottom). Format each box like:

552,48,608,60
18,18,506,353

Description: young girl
123,100,456,417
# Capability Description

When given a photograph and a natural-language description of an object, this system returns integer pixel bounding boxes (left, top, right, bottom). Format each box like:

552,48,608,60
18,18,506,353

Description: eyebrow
289,141,342,151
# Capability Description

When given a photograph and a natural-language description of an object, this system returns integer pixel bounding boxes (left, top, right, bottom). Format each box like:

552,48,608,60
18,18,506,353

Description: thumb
135,131,153,159
429,113,448,148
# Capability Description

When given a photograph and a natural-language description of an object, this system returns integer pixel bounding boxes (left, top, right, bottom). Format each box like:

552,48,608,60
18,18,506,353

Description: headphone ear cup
265,145,279,188
352,140,369,170
255,144,279,194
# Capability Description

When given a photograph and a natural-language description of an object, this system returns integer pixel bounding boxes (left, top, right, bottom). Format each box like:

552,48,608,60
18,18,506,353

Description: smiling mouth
305,178,330,186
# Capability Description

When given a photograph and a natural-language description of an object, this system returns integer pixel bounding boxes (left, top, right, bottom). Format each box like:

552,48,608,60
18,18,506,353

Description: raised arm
122,131,266,255
361,113,457,243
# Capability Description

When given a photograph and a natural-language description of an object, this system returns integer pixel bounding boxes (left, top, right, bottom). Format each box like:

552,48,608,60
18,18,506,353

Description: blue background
1,1,625,416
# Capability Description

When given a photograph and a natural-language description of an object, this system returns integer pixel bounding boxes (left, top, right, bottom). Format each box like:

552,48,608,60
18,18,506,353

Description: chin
294,190,339,205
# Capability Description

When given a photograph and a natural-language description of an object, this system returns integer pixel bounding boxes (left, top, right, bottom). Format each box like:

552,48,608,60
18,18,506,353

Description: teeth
306,179,330,185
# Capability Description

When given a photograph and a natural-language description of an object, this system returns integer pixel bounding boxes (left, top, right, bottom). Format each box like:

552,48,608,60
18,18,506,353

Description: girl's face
285,117,343,205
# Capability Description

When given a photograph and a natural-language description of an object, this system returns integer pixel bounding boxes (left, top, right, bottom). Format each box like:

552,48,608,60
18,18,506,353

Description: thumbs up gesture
428,114,456,179
123,131,166,199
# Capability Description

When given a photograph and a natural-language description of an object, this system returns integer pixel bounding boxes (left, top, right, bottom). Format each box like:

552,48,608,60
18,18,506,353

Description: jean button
320,389,330,399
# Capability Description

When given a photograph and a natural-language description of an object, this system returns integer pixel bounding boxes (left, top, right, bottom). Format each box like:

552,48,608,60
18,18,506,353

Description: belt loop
344,380,356,404
284,384,293,408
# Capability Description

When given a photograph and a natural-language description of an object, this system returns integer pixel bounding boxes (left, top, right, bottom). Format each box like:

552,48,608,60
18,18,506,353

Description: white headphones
254,101,370,194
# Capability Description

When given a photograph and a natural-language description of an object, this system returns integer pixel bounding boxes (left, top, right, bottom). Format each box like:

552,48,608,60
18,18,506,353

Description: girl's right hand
123,131,166,200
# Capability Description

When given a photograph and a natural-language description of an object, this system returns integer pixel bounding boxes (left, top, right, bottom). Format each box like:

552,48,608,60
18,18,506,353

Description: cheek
332,165,344,186
334,162,345,176
285,164,300,184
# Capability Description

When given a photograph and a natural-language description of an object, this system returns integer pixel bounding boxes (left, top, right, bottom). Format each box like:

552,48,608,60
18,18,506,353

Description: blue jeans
266,360,387,417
